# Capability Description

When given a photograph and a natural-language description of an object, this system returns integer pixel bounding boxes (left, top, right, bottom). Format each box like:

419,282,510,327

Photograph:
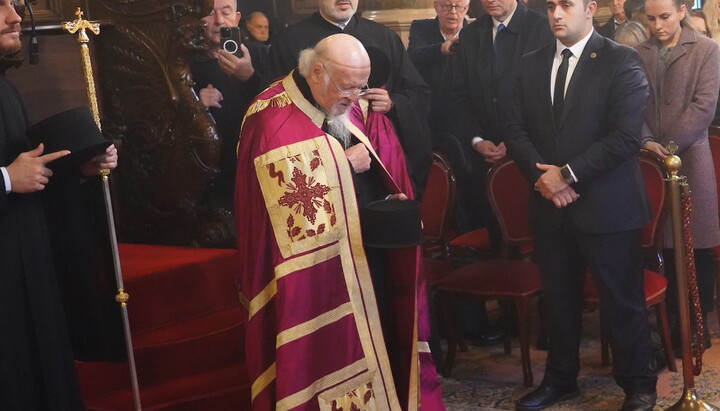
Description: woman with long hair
637,0,720,350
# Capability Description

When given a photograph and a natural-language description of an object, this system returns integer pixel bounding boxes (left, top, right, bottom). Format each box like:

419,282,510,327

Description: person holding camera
191,0,266,208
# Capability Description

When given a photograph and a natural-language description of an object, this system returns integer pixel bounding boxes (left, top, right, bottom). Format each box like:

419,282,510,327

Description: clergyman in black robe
0,3,120,406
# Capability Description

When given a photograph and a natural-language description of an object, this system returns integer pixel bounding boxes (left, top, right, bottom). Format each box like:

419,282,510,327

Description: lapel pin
590,52,597,58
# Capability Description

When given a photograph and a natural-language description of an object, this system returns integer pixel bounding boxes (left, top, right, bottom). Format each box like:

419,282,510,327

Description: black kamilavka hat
26,106,111,168
361,198,425,249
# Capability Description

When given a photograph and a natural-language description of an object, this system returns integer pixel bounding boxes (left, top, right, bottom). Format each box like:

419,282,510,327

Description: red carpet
75,244,251,410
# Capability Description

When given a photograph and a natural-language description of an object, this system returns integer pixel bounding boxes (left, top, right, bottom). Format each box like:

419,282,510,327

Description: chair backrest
420,152,456,255
708,127,720,210
639,149,668,271
486,158,532,249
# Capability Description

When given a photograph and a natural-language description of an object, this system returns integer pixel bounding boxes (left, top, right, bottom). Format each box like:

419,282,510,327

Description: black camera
220,26,243,57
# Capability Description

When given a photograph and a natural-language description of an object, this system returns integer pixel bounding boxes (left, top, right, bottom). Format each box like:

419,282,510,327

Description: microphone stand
26,0,39,65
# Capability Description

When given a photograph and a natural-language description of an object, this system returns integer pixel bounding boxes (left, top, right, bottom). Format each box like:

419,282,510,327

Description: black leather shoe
515,383,579,410
620,392,656,411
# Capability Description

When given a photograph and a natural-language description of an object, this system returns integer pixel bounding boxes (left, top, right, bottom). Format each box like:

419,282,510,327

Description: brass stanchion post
664,143,717,411
63,8,142,411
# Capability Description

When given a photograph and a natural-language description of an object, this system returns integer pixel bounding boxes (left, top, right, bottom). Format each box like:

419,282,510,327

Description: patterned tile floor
440,309,720,410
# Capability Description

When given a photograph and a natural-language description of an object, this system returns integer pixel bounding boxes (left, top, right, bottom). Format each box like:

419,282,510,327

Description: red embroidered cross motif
278,168,331,225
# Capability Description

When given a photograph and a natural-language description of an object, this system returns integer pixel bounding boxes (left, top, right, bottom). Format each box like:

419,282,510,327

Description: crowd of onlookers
213,1,720,410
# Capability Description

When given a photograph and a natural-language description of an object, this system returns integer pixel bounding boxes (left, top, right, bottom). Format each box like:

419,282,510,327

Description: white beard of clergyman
325,112,352,149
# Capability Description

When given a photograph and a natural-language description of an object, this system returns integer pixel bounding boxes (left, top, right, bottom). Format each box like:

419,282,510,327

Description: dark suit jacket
408,17,468,132
505,32,650,234
450,2,553,145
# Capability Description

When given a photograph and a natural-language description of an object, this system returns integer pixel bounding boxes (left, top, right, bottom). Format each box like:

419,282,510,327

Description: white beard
325,112,352,148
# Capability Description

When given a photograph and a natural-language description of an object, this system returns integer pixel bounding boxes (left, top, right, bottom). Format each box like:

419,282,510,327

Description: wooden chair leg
515,297,534,387
655,301,677,372
598,308,610,367
438,291,460,377
497,301,511,355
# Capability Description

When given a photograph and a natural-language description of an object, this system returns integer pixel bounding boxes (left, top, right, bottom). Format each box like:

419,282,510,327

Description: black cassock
0,73,123,410
266,12,433,197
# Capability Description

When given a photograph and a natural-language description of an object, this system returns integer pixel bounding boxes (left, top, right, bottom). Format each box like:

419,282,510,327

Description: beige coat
637,26,720,249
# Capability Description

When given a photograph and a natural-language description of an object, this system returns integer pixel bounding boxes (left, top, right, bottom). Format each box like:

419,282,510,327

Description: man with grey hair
235,33,444,411
244,11,270,45
265,0,433,198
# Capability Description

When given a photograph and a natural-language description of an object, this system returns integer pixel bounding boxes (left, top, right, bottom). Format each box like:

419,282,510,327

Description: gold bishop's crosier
63,8,143,411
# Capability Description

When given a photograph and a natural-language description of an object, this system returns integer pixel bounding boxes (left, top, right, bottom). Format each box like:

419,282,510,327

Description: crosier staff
63,8,142,411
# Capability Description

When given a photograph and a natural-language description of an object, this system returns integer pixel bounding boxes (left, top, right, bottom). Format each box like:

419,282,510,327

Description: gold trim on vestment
247,243,340,319
238,292,250,311
238,79,284,157
283,71,326,128
408,307,419,411
242,91,291,128
343,120,400,194
318,370,378,411
276,301,353,348
276,359,367,411
252,362,277,401
327,139,401,411
254,138,343,259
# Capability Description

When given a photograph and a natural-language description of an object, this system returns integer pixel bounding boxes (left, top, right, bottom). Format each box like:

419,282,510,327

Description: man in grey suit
505,0,657,409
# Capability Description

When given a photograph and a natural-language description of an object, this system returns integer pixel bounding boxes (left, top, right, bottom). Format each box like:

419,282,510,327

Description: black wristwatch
560,164,574,184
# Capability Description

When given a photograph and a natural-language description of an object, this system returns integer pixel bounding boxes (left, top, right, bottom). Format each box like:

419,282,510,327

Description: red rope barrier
680,183,705,376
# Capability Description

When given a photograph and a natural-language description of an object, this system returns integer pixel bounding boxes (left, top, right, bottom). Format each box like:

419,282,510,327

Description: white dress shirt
551,29,594,103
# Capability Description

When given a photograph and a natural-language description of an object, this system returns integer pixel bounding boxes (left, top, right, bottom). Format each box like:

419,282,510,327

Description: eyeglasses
321,64,370,99
437,3,468,12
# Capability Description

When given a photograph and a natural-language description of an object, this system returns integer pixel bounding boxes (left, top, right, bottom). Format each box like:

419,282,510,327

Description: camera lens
223,40,239,54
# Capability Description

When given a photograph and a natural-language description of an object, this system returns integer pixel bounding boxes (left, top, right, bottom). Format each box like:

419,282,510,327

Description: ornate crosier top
62,8,100,44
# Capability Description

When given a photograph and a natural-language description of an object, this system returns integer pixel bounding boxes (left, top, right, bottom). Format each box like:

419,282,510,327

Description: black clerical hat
365,45,391,89
26,107,111,168
361,198,425,248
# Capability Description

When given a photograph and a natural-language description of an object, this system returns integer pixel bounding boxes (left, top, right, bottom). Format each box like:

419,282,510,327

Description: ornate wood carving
20,0,90,26
91,0,235,247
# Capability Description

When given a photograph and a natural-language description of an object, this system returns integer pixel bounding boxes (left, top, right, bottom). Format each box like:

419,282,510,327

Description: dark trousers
430,131,490,234
533,219,657,394
663,247,717,319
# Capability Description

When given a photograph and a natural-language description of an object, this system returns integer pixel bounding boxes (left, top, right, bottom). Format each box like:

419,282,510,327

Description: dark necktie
553,48,572,125
493,23,506,73
496,23,505,39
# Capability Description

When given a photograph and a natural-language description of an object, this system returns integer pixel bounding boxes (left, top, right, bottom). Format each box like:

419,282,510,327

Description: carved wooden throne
91,0,235,248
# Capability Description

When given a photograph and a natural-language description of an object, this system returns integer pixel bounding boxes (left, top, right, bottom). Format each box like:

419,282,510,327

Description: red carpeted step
119,244,240,334
77,244,251,410
83,363,250,411
133,311,245,387
78,306,247,397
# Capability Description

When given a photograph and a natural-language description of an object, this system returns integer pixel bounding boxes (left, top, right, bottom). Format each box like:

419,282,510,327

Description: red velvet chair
434,158,541,387
708,127,720,331
582,150,676,372
421,152,456,262
420,152,466,363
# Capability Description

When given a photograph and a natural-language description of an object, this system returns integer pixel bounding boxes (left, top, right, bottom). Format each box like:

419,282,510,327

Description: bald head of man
299,33,371,117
